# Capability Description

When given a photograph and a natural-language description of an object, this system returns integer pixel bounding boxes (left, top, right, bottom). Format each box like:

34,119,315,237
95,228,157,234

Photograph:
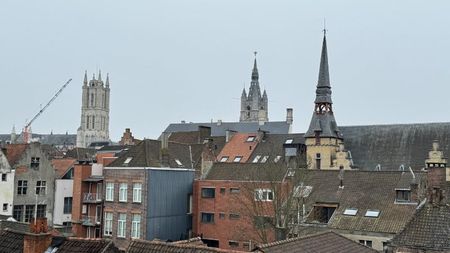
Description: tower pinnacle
106,73,110,87
83,71,88,86
98,70,102,81
252,51,258,81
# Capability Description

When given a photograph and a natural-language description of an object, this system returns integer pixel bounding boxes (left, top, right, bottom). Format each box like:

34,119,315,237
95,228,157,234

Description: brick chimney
425,141,448,201
24,218,52,253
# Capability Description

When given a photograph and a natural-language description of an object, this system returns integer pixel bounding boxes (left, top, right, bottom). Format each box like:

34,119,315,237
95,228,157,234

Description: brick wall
71,162,92,237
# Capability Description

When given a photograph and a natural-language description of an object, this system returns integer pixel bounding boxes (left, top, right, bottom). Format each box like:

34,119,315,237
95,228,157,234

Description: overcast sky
1,0,449,140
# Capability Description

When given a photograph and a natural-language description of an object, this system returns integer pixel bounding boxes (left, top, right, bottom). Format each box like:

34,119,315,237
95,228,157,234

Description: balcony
81,215,101,226
83,193,103,203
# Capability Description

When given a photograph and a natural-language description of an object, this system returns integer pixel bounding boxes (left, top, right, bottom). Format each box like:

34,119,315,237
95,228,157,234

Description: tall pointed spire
98,70,102,81
314,33,333,105
251,51,259,81
83,71,88,86
241,88,247,98
106,73,110,87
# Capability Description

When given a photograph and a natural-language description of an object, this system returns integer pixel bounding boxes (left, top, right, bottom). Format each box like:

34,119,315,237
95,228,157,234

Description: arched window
90,93,94,107
92,116,95,129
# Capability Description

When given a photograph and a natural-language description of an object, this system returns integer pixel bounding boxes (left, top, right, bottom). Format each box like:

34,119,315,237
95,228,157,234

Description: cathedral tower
305,33,350,170
240,53,268,122
76,71,110,147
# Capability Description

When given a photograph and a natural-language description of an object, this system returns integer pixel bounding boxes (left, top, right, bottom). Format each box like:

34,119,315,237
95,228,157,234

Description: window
311,204,337,223
17,180,28,195
63,197,72,214
260,156,269,163
105,182,114,201
246,136,256,142
316,153,321,170
123,157,133,165
252,155,261,163
315,132,321,145
233,156,242,163
175,159,183,166
396,190,411,202
229,213,240,220
92,116,95,129
1,174,6,181
131,214,141,239
220,188,226,194
62,222,72,227
117,213,126,238
119,183,127,202
219,213,225,219
254,216,273,229
36,204,46,218
2,203,7,211
13,205,23,222
201,212,214,223
201,188,215,198
25,205,34,222
36,181,46,195
220,156,229,162
343,208,358,216
254,189,274,201
228,241,239,247
230,188,240,194
104,212,113,236
285,147,297,157
365,209,380,218
133,183,142,203
274,155,282,163
359,240,373,248
187,194,193,214
30,157,40,169
285,139,293,144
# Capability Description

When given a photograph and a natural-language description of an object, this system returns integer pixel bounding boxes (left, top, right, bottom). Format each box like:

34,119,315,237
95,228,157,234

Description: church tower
305,33,351,170
240,53,268,122
76,71,110,148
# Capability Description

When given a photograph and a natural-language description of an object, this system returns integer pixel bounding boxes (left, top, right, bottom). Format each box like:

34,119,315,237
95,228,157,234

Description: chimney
338,166,344,189
159,135,170,167
225,130,236,143
217,120,222,126
286,108,293,125
198,126,212,144
24,218,52,253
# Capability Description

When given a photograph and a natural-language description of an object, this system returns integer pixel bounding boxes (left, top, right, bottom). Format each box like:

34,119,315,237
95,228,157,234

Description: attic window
233,156,243,163
365,210,380,218
175,159,183,166
260,156,269,163
285,139,293,144
220,156,229,163
30,157,40,169
343,208,358,216
252,155,261,163
395,190,411,203
124,157,133,164
246,136,256,142
274,155,282,163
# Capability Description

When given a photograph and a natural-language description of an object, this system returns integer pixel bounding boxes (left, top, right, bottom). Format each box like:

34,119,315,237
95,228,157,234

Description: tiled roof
52,158,76,178
390,203,450,251
302,170,422,234
54,238,120,253
127,239,244,253
340,122,450,170
217,133,259,163
255,231,377,253
4,144,28,166
163,121,291,137
0,229,25,253
204,163,289,182
247,134,305,165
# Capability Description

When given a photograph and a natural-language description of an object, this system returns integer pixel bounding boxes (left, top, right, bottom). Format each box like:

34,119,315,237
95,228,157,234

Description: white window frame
246,136,256,142
119,183,128,202
131,214,141,239
233,156,242,163
105,182,114,201
220,156,229,162
133,183,142,203
343,208,358,216
104,212,113,236
254,189,274,201
285,139,293,144
260,155,269,163
274,155,282,163
252,155,261,163
117,213,126,238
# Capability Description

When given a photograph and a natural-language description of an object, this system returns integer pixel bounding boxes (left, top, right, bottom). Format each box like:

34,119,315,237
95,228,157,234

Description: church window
246,105,251,111
92,116,95,129
86,116,90,129
90,93,94,107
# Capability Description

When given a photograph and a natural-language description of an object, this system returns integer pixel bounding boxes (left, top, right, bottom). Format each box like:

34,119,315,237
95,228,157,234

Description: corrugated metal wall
146,169,194,241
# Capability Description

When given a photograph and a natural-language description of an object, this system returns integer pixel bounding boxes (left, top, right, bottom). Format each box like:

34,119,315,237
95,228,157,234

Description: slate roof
390,203,450,251
64,147,97,160
204,163,289,182
248,133,305,164
340,122,450,170
302,170,422,234
127,239,243,253
0,229,25,253
255,231,377,253
0,220,30,233
163,121,290,137
0,133,76,146
53,238,120,253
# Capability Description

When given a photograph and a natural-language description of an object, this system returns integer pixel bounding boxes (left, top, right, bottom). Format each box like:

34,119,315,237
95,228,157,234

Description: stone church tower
240,54,268,122
76,71,110,148
305,34,352,170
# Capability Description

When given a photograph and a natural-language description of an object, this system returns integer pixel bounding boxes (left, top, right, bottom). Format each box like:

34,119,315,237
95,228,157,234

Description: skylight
343,208,358,216
260,156,269,163
175,159,183,166
233,156,243,163
285,139,293,144
274,155,282,163
220,156,229,162
365,210,380,218
124,157,133,164
252,155,261,163
246,136,256,142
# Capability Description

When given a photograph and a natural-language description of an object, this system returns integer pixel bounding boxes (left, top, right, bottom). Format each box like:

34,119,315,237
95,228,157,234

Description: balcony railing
83,193,103,203
81,215,101,226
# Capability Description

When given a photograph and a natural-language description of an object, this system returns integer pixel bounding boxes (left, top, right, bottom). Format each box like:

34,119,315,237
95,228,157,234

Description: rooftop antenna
409,166,416,181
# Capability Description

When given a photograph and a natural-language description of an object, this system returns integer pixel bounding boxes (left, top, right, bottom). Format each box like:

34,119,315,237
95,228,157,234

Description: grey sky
1,0,449,141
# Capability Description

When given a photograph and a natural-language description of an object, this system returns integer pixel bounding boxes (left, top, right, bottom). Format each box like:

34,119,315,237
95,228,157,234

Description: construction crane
22,78,72,143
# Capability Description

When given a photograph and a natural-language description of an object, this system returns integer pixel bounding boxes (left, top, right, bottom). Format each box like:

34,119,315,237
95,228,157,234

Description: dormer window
395,189,411,203
246,136,256,142
220,156,229,163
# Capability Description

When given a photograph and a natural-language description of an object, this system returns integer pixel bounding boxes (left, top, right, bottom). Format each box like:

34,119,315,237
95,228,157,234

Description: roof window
233,156,243,163
246,136,256,142
274,155,282,163
175,159,183,166
260,156,269,163
220,156,229,163
124,157,133,164
365,209,380,218
285,139,293,144
252,155,261,163
343,208,358,216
